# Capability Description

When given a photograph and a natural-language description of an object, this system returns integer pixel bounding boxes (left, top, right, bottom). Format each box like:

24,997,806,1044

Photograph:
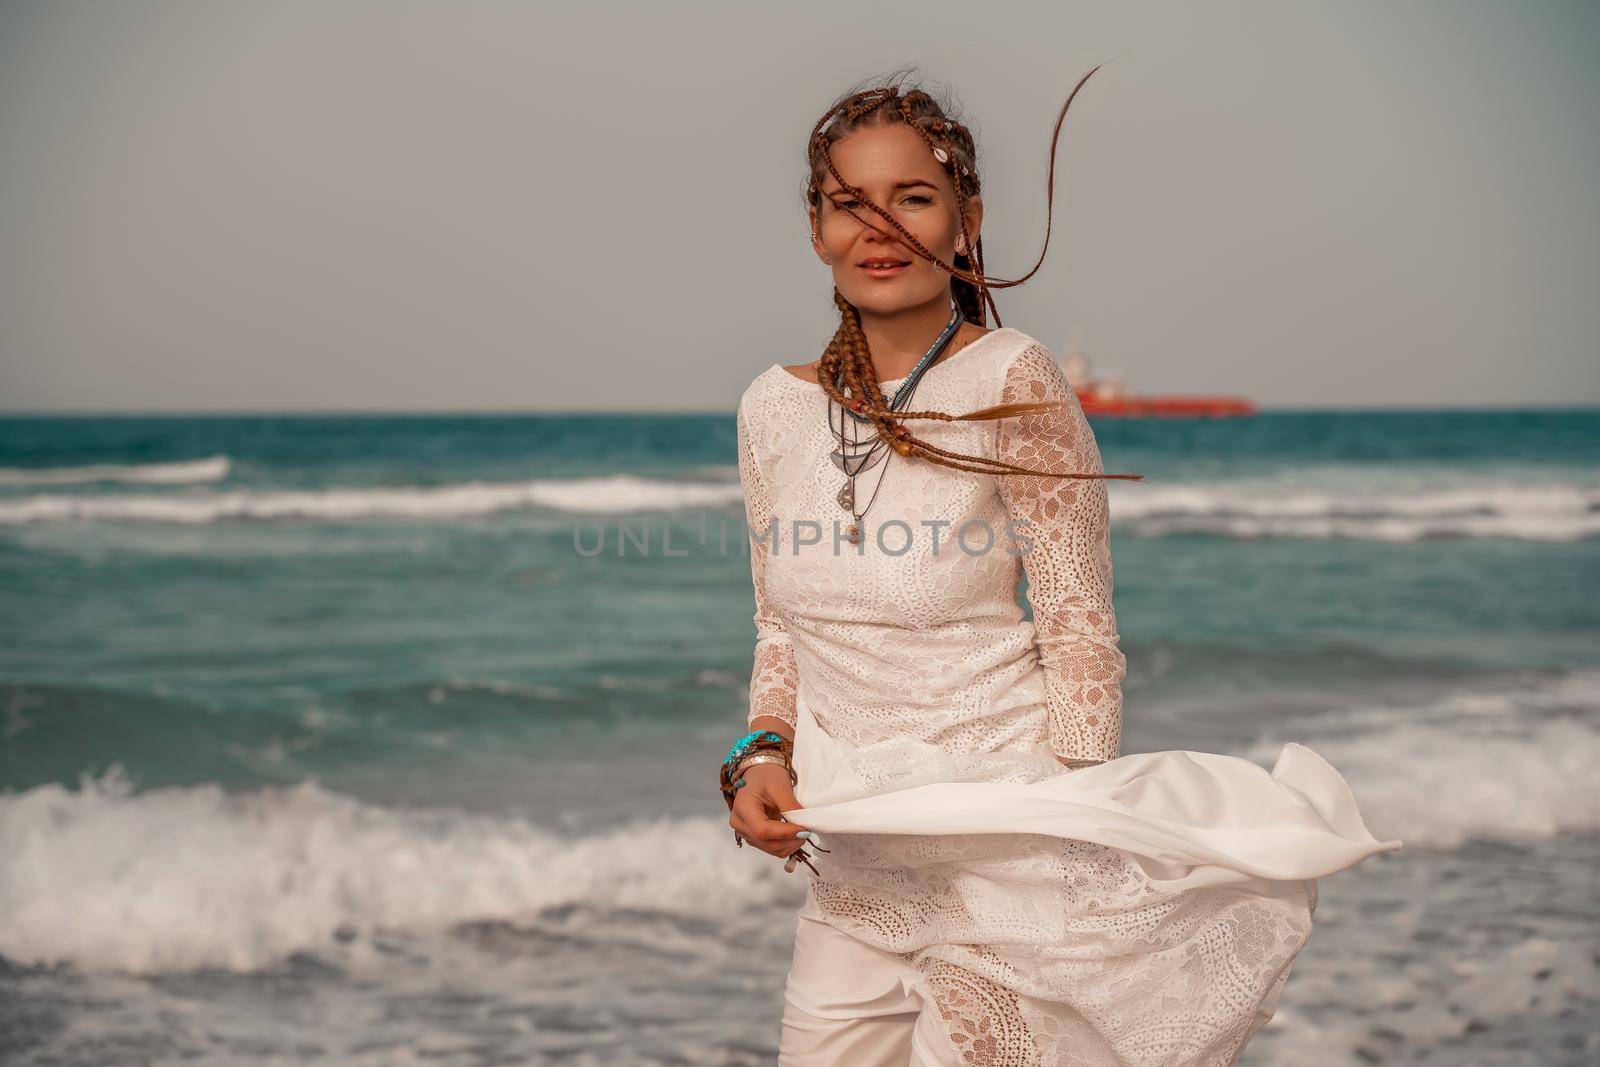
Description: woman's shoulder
957,326,1060,402
737,363,812,450
983,325,1052,364
739,362,803,412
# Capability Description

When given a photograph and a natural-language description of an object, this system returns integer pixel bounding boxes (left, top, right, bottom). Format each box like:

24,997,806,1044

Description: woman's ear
962,195,984,250
808,209,830,263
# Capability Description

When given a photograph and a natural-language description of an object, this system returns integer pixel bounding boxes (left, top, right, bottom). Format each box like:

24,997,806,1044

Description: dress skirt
777,689,1402,1066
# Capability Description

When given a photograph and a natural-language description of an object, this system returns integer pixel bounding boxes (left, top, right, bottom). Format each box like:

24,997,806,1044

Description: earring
955,234,969,254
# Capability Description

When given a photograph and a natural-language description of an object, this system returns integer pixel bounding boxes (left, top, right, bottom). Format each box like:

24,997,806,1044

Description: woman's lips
859,261,909,278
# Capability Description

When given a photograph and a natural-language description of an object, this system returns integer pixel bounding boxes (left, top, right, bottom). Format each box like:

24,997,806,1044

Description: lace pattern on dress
809,830,1313,1066
995,344,1126,763
736,395,799,731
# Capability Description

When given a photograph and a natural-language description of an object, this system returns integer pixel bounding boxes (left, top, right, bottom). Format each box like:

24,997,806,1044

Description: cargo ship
1060,348,1257,418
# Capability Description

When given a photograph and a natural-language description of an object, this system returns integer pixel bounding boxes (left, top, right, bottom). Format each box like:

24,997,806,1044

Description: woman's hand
729,762,810,860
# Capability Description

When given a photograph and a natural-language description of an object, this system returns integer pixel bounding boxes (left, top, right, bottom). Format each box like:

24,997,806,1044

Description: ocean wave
0,454,230,487
1242,669,1600,850
0,767,798,974
1114,481,1600,542
0,472,1593,540
0,473,746,525
5,671,1597,974
0,673,748,795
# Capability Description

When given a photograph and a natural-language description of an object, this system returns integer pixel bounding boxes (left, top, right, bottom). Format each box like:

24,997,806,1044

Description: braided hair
804,66,1141,483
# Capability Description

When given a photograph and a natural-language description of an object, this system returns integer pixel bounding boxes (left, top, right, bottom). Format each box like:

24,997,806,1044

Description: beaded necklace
828,304,965,544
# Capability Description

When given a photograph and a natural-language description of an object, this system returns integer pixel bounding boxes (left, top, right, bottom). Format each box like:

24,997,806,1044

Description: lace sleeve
736,394,799,732
995,344,1126,764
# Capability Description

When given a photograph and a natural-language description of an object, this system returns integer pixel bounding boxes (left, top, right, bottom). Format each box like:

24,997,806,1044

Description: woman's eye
838,196,931,210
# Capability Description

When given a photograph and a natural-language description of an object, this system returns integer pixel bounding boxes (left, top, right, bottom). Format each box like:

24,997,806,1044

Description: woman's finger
735,790,810,857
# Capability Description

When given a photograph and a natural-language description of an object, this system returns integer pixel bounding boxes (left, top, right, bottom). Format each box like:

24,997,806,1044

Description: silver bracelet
735,751,791,779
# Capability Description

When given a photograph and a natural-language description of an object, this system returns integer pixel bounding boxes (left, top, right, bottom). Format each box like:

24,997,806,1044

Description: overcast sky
1,0,1595,412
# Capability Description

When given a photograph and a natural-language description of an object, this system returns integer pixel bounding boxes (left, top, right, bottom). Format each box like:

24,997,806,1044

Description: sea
1,407,1597,1066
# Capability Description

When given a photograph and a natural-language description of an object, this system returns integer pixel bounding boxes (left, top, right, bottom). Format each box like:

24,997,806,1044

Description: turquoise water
1,408,1597,1064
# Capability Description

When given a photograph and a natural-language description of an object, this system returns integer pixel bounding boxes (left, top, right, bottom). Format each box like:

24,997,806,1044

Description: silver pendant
829,447,885,477
836,481,853,509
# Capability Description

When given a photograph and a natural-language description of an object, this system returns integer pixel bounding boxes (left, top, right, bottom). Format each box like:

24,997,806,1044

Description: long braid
804,67,1140,484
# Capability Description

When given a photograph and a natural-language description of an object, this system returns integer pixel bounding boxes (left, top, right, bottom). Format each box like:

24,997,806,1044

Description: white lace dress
735,326,1401,1066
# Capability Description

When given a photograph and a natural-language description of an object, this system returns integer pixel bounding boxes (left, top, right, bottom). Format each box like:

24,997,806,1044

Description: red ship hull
1077,390,1257,418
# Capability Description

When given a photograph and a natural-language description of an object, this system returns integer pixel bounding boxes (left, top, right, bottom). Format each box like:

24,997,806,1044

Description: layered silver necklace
829,305,965,543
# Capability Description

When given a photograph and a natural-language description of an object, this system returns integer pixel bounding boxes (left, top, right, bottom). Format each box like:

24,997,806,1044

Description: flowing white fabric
786,691,1401,892
736,327,1402,1065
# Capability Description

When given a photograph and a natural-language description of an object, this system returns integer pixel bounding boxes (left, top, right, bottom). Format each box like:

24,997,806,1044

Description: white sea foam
0,471,1592,540
1242,669,1600,850
0,474,746,525
0,767,796,973
1112,480,1600,542
1248,934,1600,1065
0,454,230,487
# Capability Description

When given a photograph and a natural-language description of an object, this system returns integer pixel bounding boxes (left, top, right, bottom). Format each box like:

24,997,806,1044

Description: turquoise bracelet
723,729,786,769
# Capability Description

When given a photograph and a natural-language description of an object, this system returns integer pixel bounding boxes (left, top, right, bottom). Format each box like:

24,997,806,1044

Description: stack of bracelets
720,729,826,876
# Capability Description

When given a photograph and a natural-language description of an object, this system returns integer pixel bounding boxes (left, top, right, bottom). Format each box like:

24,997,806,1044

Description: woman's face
810,123,982,316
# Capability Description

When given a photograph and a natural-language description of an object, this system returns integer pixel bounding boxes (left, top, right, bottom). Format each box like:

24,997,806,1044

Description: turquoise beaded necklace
829,304,965,538
831,302,965,422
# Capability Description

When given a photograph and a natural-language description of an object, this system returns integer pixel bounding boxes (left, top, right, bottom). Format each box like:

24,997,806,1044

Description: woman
722,68,1401,1066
